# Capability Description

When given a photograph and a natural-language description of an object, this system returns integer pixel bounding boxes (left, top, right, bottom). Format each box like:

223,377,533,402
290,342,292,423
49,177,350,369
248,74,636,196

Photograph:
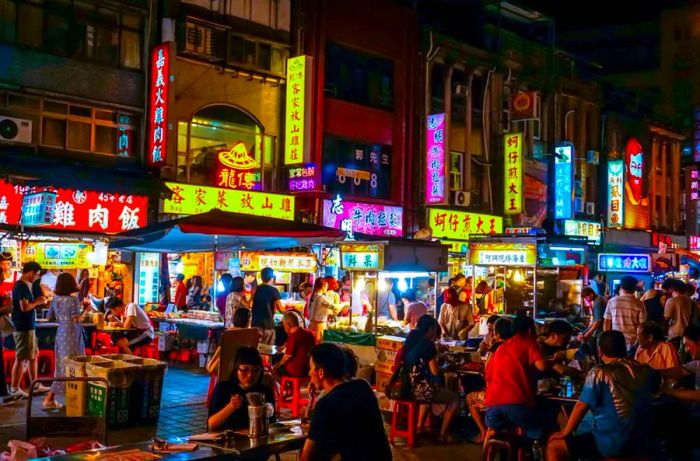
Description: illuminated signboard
538,244,586,267
0,180,147,233
443,240,469,253
284,55,312,165
322,196,403,238
690,167,699,202
147,42,170,167
163,182,295,220
22,242,92,269
240,252,317,274
504,133,523,214
607,160,624,228
554,144,574,219
563,220,601,245
288,163,319,192
428,208,503,241
21,191,57,226
624,138,649,229
505,227,537,235
214,143,261,191
339,243,384,271
689,235,700,251
426,113,446,204
598,253,650,273
469,242,537,266
651,233,680,250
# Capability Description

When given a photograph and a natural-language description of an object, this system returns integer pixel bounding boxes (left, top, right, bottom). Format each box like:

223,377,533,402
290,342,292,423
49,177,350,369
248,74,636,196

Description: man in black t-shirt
251,267,283,345
301,343,392,461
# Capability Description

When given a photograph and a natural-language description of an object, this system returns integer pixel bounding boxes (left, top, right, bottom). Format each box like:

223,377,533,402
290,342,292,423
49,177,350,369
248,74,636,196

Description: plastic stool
483,428,531,461
389,400,422,448
277,376,309,418
37,350,55,378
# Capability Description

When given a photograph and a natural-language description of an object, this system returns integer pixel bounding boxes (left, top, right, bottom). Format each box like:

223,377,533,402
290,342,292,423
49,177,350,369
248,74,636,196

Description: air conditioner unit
586,150,600,165
0,116,32,144
585,202,595,215
453,84,468,96
453,191,471,207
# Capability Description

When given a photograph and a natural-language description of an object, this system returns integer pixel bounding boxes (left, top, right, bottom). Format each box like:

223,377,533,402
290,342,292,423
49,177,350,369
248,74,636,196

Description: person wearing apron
0,252,17,403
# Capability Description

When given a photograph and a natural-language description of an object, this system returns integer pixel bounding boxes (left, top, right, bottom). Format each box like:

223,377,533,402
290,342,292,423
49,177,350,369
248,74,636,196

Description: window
44,2,69,55
450,152,463,192
0,0,17,42
226,33,287,74
325,42,394,110
121,14,141,69
16,1,42,47
224,0,289,31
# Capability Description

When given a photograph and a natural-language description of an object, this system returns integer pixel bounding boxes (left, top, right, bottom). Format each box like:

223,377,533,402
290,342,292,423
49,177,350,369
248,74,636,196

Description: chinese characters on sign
21,191,57,226
690,168,699,202
563,220,601,245
339,244,384,271
428,208,503,241
607,160,624,228
598,253,650,273
284,55,312,165
426,113,446,204
554,144,574,219
147,43,170,167
22,242,92,269
323,196,403,237
288,163,319,192
504,133,523,214
214,143,261,191
505,227,536,235
163,182,295,220
240,252,317,273
468,242,537,266
478,251,530,265
689,235,700,252
0,180,147,233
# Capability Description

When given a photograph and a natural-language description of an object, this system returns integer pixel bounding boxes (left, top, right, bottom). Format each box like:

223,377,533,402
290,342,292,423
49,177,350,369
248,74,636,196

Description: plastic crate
64,356,111,417
120,358,167,424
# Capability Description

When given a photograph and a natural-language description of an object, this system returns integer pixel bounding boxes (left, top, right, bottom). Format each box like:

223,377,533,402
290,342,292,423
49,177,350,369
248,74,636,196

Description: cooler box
120,357,167,424
86,360,138,427
63,356,111,417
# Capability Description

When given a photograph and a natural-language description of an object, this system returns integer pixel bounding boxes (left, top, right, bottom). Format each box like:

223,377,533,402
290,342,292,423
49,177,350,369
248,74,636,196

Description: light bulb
398,278,408,292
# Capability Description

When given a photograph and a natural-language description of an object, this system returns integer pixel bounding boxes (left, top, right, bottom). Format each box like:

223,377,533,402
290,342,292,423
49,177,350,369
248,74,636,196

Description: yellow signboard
284,55,312,165
428,208,503,241
163,182,295,221
468,242,537,266
22,241,93,268
339,243,384,271
504,133,523,214
240,252,317,274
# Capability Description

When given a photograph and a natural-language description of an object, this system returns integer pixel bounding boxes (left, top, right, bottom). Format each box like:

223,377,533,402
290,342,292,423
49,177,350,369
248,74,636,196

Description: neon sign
214,142,261,191
426,113,446,204
428,208,503,241
21,191,57,227
689,235,700,251
163,182,295,220
607,160,624,228
469,242,537,266
690,168,699,202
322,196,403,237
563,220,601,245
240,252,317,273
339,243,384,271
22,242,92,269
284,55,312,165
147,42,170,167
598,253,650,273
554,144,574,219
624,138,649,229
288,163,319,192
504,133,523,214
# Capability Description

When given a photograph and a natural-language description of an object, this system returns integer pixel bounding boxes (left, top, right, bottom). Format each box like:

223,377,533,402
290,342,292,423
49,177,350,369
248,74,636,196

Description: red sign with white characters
147,43,170,167
0,179,148,234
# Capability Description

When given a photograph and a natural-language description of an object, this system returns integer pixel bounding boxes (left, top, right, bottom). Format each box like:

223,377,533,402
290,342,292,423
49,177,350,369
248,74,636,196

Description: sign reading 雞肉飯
284,55,313,165
504,133,523,215
163,182,295,221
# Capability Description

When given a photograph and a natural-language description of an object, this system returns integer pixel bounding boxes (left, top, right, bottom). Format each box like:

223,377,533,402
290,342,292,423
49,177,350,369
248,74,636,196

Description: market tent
110,209,346,252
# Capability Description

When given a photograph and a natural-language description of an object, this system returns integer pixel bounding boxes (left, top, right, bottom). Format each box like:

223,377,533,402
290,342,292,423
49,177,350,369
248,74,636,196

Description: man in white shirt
108,298,155,354
39,269,61,297
604,275,646,352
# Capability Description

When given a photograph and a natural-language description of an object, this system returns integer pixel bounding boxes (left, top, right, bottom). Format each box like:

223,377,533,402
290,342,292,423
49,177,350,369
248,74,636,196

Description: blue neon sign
598,253,651,273
554,144,574,219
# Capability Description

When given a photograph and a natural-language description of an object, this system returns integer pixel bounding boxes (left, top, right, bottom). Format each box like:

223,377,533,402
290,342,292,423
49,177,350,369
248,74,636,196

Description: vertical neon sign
504,133,523,215
607,160,624,228
426,113,446,204
147,43,170,167
554,144,574,219
284,56,312,165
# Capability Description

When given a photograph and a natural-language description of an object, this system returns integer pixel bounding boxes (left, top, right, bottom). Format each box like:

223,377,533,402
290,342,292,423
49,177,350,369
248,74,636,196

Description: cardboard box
375,371,392,393
376,335,405,352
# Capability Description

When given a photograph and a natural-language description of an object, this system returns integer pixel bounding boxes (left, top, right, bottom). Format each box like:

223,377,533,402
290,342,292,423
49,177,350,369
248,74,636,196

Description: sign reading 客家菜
554,144,574,220
426,113,446,204
468,242,537,266
284,55,313,165
163,182,295,221
322,196,403,238
428,208,503,241
563,220,601,245
240,252,317,273
147,42,171,167
339,243,384,271
504,133,523,215
598,253,650,273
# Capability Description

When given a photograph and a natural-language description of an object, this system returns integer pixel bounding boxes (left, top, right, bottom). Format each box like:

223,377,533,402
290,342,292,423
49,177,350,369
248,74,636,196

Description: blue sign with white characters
598,253,651,273
554,144,574,219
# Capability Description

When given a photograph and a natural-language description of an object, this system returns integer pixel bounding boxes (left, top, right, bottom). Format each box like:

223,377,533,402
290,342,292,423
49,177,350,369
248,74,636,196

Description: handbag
383,363,411,401
408,358,435,403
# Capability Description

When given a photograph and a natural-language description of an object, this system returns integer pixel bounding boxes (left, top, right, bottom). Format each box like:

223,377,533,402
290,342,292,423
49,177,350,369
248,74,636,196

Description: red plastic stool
389,400,422,448
37,350,55,378
277,376,309,418
140,343,159,359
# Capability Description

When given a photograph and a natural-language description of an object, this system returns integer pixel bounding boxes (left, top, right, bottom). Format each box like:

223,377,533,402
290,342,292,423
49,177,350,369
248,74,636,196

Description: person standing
603,275,647,352
438,288,474,340
308,279,335,342
77,269,91,303
0,252,16,404
43,273,87,409
216,273,233,320
224,276,251,328
401,289,428,330
9,262,50,400
251,267,283,345
186,275,203,310
173,274,187,310
665,280,695,342
580,287,606,352
377,278,398,321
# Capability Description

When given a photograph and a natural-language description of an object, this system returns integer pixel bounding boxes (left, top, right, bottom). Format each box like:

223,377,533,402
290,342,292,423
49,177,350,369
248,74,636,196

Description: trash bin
120,358,167,424
86,360,138,427
98,354,140,362
63,356,111,417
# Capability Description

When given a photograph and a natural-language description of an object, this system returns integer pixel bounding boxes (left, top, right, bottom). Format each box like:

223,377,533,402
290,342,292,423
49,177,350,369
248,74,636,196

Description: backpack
383,362,412,401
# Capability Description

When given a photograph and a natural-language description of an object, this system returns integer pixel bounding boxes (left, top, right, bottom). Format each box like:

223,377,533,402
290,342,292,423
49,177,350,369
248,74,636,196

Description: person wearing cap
8,261,50,400
603,275,647,353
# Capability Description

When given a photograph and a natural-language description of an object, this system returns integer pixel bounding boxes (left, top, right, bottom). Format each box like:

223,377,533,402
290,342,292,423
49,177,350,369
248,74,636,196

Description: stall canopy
110,209,347,252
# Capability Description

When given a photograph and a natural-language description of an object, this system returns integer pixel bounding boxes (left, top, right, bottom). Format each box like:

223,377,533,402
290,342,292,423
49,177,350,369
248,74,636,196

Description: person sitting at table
484,314,559,442
547,330,661,461
401,289,428,330
478,315,500,356
438,288,475,340
300,343,391,461
635,320,680,370
403,314,461,443
466,317,512,444
208,346,274,431
107,298,155,354
275,311,316,380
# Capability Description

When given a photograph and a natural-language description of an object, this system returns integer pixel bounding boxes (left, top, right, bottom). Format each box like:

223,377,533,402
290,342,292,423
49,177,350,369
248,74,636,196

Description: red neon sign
147,43,170,167
0,180,148,234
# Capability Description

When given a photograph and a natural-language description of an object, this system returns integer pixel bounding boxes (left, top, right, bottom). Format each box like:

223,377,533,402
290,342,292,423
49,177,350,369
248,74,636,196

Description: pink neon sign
322,197,403,237
426,113,446,204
